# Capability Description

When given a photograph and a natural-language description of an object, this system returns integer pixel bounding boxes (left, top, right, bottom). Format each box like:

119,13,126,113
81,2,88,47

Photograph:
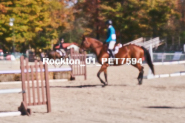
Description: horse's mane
86,37,103,46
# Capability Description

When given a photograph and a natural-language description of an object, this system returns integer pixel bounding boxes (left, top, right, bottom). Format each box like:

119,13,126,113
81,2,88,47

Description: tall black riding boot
108,49,115,58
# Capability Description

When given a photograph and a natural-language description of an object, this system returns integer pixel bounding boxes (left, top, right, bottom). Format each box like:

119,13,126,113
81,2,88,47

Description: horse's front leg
97,63,108,86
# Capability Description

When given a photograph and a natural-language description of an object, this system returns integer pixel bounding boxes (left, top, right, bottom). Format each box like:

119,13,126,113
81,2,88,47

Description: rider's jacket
106,25,116,43
60,43,64,49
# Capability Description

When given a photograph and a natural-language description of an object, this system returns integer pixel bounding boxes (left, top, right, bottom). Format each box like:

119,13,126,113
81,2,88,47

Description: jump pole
0,89,22,94
0,89,23,117
0,112,21,117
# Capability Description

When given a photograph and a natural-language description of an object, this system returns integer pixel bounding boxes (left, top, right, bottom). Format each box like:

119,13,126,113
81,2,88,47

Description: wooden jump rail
18,56,51,115
70,48,87,80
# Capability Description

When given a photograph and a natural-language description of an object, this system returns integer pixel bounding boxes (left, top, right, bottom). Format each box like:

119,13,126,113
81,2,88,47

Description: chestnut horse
80,37,155,85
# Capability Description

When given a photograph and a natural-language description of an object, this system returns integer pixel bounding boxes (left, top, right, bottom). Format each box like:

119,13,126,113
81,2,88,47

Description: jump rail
0,88,22,94
0,68,72,74
124,37,144,45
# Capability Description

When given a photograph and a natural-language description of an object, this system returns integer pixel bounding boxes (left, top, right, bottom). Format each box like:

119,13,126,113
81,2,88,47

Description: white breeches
108,41,116,50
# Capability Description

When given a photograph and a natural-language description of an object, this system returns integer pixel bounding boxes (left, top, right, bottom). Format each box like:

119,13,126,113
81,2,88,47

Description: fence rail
153,53,185,62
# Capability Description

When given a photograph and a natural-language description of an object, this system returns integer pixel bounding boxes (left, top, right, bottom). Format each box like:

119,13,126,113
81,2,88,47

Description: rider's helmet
59,37,64,43
105,20,112,25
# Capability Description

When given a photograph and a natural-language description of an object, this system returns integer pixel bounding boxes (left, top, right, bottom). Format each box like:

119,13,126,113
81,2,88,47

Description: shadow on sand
145,106,185,109
50,84,127,89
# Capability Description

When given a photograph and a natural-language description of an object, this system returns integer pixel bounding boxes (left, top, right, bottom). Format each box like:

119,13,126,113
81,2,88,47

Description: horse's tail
141,46,155,75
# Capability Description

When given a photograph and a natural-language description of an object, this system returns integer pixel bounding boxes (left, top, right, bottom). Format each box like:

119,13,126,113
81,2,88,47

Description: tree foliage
0,0,74,52
75,0,180,43
0,0,181,52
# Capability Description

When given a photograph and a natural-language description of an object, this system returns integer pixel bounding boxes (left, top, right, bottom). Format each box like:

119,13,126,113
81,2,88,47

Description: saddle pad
107,44,122,55
113,44,122,55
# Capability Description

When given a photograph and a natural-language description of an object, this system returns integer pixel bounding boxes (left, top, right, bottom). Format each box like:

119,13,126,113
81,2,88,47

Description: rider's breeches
108,41,116,50
60,49,66,55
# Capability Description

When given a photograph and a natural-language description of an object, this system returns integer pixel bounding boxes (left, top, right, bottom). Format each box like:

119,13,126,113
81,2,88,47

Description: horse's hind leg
138,67,144,85
132,63,144,85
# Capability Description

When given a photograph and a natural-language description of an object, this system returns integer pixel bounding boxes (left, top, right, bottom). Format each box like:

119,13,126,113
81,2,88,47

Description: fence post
84,51,87,80
20,56,27,106
44,63,51,113
70,48,75,80
18,56,31,115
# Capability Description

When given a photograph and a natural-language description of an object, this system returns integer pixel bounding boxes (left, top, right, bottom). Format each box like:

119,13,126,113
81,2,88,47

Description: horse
80,36,155,86
43,50,66,68
42,42,79,67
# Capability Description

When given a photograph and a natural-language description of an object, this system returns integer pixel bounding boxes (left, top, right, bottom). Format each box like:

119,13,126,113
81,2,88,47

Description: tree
147,0,180,37
75,0,180,43
74,0,105,40
0,0,51,52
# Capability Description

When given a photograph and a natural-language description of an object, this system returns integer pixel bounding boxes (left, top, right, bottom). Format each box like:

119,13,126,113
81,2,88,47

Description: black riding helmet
105,20,112,25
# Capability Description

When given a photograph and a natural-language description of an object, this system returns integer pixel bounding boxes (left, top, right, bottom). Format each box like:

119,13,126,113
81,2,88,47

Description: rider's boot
108,49,115,58
108,49,115,66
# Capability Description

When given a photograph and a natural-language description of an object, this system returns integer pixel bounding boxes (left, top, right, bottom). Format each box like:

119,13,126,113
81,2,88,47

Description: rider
105,20,116,58
56,38,66,57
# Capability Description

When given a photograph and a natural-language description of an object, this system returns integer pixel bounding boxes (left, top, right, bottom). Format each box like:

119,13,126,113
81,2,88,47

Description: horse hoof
103,82,108,86
138,81,142,85
102,84,108,87
70,76,75,80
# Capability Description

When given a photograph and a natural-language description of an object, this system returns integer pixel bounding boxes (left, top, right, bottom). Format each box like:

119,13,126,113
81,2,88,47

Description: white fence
153,52,185,62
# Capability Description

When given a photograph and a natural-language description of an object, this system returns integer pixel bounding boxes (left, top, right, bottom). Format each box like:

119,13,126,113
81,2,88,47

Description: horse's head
80,35,91,52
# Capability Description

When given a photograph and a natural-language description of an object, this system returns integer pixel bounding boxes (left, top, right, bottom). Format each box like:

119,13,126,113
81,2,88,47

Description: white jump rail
124,37,144,45
0,88,22,94
0,88,23,117
136,37,161,48
124,37,164,50
0,67,72,74
144,72,185,79
0,111,21,117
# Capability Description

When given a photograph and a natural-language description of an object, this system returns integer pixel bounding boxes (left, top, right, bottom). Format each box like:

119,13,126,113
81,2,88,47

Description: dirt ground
0,64,185,123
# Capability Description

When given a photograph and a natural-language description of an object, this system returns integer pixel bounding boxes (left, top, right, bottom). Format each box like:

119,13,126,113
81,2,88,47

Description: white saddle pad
107,44,122,55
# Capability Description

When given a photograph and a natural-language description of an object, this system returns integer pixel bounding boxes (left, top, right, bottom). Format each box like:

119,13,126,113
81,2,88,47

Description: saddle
113,43,122,51
104,43,122,55
56,50,64,57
